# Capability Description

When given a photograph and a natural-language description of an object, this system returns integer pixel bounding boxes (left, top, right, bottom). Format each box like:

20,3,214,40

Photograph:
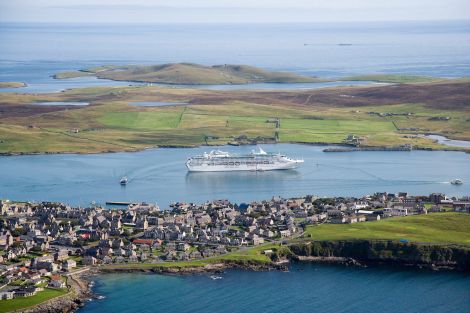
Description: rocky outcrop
288,240,470,271
99,260,284,275
19,295,84,313
18,275,91,313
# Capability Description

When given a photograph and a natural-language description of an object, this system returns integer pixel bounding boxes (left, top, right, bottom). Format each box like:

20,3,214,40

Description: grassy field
0,79,469,154
304,213,470,246
0,288,69,313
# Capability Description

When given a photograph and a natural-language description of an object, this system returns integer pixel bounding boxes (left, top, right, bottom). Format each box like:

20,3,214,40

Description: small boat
450,179,463,185
120,176,128,185
210,275,223,280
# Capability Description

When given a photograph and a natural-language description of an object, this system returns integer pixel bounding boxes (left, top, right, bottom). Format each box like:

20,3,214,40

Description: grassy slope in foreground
0,288,69,313
304,213,470,246
341,74,444,84
0,82,26,88
54,63,324,84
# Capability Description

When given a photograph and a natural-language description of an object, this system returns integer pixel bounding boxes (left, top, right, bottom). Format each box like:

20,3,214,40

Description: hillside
54,63,324,85
304,213,470,245
0,80,469,154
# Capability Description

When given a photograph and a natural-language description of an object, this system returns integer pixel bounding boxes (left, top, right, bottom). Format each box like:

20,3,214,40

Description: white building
384,207,408,217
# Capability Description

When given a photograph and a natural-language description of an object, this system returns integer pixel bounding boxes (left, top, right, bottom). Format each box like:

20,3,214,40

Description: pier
105,201,131,206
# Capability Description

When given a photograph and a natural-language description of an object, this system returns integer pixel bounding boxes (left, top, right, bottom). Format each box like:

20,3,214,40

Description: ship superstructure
186,148,303,172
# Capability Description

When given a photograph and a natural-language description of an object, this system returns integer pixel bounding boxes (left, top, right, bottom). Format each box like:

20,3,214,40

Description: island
53,63,325,85
0,82,26,89
0,192,469,312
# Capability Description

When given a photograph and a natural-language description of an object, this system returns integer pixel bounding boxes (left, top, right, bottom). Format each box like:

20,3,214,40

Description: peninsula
0,192,469,312
53,63,324,85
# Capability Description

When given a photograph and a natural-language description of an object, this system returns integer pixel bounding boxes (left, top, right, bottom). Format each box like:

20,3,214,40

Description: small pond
33,101,89,106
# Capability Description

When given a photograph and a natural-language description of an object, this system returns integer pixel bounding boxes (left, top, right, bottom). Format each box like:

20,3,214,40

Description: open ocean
1,20,470,92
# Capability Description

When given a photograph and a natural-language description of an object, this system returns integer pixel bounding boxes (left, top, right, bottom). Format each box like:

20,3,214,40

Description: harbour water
1,144,469,207
80,263,470,313
425,135,470,148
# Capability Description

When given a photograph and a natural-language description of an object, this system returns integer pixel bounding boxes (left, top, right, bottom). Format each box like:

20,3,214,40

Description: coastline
15,273,93,313
9,240,469,313
1,140,469,157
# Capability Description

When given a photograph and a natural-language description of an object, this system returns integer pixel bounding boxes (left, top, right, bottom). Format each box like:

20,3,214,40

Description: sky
1,0,470,24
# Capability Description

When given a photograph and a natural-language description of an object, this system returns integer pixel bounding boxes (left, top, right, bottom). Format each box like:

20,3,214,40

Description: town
1,192,469,301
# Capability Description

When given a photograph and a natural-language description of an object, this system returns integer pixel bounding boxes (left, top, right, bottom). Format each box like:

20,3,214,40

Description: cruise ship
186,148,304,172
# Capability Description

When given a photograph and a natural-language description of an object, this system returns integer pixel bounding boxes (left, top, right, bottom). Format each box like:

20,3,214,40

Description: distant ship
450,179,463,185
186,147,304,172
120,176,128,185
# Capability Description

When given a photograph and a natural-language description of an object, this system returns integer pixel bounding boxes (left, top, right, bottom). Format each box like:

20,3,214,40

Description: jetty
105,201,131,206
323,145,412,153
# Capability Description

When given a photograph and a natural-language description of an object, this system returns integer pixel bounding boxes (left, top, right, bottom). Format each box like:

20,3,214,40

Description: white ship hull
186,148,304,172
186,160,302,172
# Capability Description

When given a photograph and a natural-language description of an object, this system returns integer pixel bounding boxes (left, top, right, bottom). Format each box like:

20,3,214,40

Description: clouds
1,0,469,23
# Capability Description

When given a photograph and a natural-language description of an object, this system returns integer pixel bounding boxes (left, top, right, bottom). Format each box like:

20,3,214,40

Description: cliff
287,240,470,271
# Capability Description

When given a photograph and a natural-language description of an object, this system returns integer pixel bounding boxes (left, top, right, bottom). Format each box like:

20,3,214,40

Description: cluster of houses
1,192,469,299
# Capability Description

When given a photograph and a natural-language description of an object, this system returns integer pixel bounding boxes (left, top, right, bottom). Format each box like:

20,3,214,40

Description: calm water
34,101,89,106
80,263,470,313
426,135,470,148
1,144,469,207
1,20,470,93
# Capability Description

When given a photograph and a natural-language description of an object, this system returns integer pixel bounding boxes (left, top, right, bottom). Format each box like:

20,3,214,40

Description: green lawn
98,110,183,130
0,288,69,313
304,213,470,245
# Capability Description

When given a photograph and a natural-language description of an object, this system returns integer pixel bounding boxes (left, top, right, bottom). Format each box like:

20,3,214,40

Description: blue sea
1,20,470,92
1,144,469,207
81,263,470,313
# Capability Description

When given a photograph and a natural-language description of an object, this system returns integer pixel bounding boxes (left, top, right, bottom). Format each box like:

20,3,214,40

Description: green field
304,213,470,246
1,79,469,154
0,288,69,313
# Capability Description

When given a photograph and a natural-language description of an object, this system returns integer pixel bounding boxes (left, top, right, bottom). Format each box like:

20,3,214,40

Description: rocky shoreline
17,273,94,313
17,251,467,313
98,260,288,275
1,140,469,157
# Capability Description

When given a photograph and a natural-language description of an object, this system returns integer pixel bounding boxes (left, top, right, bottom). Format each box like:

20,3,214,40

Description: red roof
51,274,61,281
133,239,154,245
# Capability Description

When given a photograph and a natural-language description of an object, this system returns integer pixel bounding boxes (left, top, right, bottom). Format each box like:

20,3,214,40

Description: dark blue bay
81,263,470,313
